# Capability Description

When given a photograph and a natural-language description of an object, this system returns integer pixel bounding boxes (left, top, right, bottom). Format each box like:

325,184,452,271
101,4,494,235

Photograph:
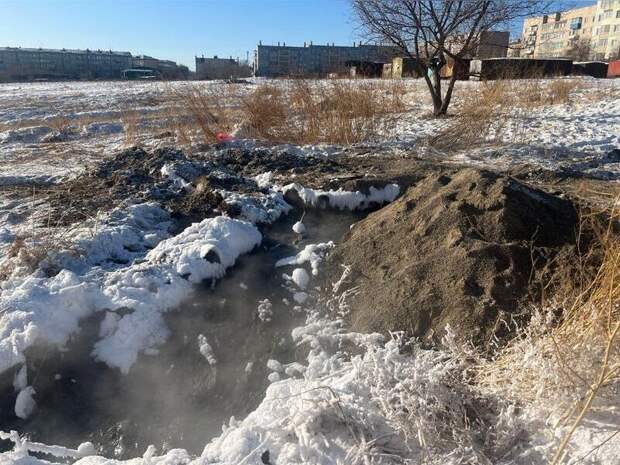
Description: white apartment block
522,0,620,60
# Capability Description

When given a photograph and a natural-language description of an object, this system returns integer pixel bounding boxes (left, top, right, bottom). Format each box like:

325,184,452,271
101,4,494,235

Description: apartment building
254,42,402,77
195,56,252,80
0,47,188,81
0,47,132,81
521,0,620,60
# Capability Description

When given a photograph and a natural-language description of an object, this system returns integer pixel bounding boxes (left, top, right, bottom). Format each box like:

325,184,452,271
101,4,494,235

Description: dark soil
325,167,579,347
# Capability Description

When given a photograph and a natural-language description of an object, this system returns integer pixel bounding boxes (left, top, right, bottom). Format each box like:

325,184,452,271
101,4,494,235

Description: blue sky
0,0,357,70
0,0,594,70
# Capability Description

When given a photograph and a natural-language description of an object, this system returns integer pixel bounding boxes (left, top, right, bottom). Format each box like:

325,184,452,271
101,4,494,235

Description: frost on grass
1,306,616,464
275,242,334,276
257,298,273,322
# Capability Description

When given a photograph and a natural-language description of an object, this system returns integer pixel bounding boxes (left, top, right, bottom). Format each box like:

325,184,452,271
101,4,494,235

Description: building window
543,15,548,24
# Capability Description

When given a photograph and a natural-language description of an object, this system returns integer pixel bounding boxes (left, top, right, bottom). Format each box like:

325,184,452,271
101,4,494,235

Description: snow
14,386,36,419
1,78,620,188
197,334,216,365
217,189,292,224
290,268,310,290
257,299,273,322
292,220,306,235
1,313,619,464
275,242,334,276
0,207,261,374
293,291,308,304
1,77,620,465
281,183,400,210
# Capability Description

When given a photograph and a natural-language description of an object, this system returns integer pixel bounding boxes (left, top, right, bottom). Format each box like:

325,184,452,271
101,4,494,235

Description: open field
1,77,620,465
1,77,619,182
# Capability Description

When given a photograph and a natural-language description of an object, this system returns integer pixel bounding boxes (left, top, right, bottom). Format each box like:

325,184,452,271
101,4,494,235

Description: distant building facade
476,31,510,58
254,42,403,77
0,47,187,81
195,56,252,80
0,47,132,81
521,1,620,60
133,55,189,79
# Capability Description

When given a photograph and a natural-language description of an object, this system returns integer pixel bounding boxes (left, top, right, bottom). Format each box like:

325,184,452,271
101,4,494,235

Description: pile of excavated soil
327,168,579,346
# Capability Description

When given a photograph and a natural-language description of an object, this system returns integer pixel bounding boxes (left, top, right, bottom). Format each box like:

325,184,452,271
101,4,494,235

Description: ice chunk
292,220,306,235
15,386,36,419
198,334,217,365
291,268,310,289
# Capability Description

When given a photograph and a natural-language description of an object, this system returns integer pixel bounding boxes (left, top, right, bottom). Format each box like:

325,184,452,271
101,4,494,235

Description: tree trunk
439,74,459,115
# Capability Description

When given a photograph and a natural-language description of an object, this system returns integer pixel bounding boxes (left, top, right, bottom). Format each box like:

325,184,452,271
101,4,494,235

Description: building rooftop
0,47,132,56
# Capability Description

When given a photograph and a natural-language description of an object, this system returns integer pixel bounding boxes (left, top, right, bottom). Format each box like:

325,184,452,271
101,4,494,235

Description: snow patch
281,183,400,210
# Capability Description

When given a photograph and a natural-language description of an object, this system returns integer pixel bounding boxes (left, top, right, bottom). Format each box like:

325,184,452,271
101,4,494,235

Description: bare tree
567,37,593,61
353,0,551,116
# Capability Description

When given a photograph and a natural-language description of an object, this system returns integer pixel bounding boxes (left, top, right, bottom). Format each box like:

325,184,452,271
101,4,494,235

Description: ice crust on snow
275,242,334,276
281,182,400,210
0,205,261,374
217,190,292,224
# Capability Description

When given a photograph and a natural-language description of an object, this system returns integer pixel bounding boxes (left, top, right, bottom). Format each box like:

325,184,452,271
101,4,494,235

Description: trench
0,207,364,458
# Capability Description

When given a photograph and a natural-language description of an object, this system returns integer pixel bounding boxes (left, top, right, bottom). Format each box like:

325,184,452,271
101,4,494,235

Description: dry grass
161,80,407,146
0,230,78,282
427,79,510,151
120,110,141,146
163,84,237,146
478,200,620,463
518,79,582,107
46,115,72,134
240,84,288,140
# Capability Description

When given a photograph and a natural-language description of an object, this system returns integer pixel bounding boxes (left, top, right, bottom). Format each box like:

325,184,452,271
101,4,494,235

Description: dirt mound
327,168,578,346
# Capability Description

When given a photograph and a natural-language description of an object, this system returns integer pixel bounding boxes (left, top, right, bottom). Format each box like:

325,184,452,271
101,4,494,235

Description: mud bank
327,167,580,347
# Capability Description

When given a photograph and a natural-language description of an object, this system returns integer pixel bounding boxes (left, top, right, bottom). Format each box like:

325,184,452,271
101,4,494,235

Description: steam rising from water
0,208,362,458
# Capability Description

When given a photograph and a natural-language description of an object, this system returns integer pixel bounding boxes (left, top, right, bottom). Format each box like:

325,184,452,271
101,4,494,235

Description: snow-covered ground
1,77,620,464
1,77,619,184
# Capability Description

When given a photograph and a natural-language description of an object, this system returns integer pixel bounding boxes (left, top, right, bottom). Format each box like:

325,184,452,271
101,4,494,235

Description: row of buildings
196,33,511,80
519,0,620,60
0,47,189,82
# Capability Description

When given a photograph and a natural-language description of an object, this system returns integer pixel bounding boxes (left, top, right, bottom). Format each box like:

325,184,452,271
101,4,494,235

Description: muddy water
0,208,363,458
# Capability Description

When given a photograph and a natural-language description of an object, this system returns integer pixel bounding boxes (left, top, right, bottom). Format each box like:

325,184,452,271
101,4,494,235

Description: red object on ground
216,132,235,143
608,60,620,78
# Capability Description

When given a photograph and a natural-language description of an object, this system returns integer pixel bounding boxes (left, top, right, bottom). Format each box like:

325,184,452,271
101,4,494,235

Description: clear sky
0,0,594,71
0,0,359,70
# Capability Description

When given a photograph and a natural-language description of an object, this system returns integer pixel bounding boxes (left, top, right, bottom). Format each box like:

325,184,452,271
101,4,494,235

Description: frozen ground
0,77,619,464
1,77,619,183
